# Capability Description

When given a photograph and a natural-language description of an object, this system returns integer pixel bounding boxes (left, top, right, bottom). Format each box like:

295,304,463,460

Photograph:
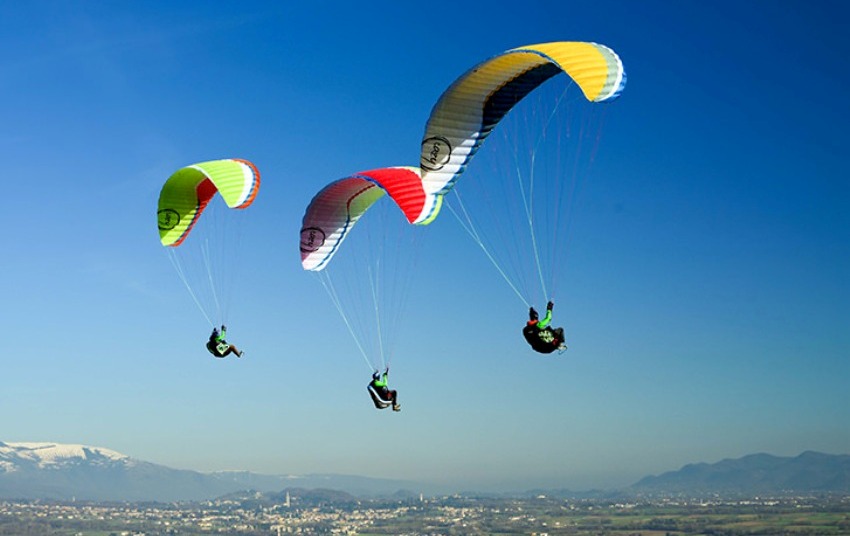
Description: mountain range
0,441,422,501
1,441,847,502
632,450,850,495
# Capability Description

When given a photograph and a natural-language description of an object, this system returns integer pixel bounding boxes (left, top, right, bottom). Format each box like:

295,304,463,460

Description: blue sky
1,0,848,492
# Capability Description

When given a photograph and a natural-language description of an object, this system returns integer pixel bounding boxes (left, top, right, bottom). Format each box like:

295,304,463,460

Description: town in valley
1,492,848,535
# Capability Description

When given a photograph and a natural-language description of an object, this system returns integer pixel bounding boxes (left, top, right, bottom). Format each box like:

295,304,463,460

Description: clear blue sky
1,0,847,492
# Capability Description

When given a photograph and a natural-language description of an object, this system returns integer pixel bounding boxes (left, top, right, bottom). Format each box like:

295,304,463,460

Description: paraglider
300,166,426,411
413,41,627,352
206,325,244,358
522,301,566,354
368,368,400,411
157,158,260,357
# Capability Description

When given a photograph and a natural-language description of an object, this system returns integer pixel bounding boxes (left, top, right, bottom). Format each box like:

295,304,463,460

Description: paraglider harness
523,304,566,354
367,370,393,409
206,326,230,357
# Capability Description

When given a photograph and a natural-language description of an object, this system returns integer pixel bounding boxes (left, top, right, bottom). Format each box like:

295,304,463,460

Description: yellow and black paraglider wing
415,41,626,224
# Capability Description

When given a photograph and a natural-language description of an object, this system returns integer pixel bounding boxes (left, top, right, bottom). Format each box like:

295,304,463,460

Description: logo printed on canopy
420,136,452,171
157,209,180,231
300,227,326,253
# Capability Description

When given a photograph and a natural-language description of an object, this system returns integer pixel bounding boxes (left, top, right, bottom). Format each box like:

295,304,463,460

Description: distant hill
221,487,361,507
210,470,423,498
0,441,423,502
3,441,848,502
632,451,850,495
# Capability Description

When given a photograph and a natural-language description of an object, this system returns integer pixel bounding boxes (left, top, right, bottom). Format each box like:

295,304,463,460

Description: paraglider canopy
299,166,426,375
157,158,261,329
412,41,626,310
158,158,260,247
300,166,428,271
413,41,626,225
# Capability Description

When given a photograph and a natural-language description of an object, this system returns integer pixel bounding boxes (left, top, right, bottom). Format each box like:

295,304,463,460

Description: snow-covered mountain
0,440,236,501
0,441,422,501
0,442,133,472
